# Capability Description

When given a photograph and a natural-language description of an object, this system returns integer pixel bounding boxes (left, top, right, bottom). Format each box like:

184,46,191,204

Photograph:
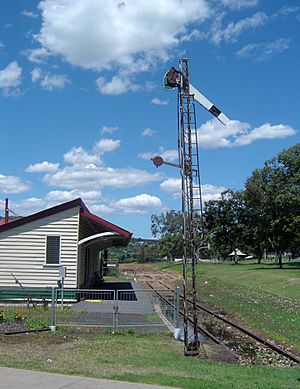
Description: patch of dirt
0,320,28,334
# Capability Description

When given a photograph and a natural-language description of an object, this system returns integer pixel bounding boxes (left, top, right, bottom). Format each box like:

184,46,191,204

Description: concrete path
0,366,177,389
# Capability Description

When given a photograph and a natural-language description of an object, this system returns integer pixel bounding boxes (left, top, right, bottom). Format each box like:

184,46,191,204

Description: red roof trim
0,198,132,242
81,210,132,239
0,198,87,233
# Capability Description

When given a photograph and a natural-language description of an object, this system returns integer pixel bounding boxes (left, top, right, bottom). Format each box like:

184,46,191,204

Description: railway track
143,276,300,365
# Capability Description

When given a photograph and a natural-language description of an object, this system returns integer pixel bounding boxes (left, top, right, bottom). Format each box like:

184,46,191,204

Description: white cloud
211,12,267,44
0,173,31,194
44,165,162,190
93,139,121,154
220,0,259,10
30,67,42,82
0,41,5,49
96,76,140,95
89,204,115,215
160,178,226,202
198,119,296,149
4,197,46,216
142,128,156,137
40,73,70,90
202,184,228,202
63,146,102,166
160,178,181,199
0,61,22,95
272,5,299,19
25,161,59,173
100,126,119,135
236,39,290,62
115,194,162,214
151,98,168,106
35,0,209,73
22,10,38,18
234,123,296,146
139,147,178,162
26,47,51,64
46,189,101,202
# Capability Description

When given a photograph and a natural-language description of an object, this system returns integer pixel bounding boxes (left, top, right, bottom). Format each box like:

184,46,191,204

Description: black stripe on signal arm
209,105,221,117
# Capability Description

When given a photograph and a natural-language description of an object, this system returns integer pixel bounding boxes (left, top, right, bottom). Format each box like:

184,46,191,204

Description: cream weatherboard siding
0,207,80,288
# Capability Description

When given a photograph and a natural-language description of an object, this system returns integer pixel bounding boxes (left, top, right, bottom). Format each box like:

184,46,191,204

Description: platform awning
78,232,129,249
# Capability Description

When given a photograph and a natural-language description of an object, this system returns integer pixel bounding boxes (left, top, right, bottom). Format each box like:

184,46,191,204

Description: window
46,236,60,265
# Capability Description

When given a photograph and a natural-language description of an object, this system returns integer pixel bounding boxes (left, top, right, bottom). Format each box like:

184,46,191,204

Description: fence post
49,287,56,332
113,290,117,329
173,287,181,340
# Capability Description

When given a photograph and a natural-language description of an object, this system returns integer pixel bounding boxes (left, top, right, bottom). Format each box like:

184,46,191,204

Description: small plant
127,327,135,336
14,311,27,321
0,310,5,321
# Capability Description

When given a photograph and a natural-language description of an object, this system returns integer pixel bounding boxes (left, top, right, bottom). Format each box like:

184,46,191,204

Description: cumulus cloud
151,98,168,106
22,10,38,18
3,197,46,216
25,161,59,173
26,47,51,64
96,76,140,95
93,139,121,154
0,173,31,194
211,12,267,44
100,126,119,135
115,194,162,214
139,147,178,163
35,0,209,72
30,66,70,90
30,67,42,82
0,61,22,95
142,128,156,137
236,39,290,62
63,146,102,166
37,138,162,190
46,189,101,202
44,165,162,190
160,178,226,202
160,178,181,199
40,73,70,90
197,119,296,149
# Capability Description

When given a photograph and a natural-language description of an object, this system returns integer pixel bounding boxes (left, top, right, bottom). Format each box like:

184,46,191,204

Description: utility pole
5,198,9,224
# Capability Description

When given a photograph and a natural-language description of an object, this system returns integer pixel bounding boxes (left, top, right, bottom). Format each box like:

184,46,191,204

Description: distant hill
109,237,159,262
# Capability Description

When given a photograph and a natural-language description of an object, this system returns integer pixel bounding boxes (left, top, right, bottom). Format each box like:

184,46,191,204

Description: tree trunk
278,252,283,269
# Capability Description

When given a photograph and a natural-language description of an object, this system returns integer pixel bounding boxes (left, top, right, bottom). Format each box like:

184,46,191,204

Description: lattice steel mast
178,58,203,356
154,57,230,356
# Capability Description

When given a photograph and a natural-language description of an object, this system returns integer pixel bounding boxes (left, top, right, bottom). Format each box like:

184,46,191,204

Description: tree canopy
151,144,300,267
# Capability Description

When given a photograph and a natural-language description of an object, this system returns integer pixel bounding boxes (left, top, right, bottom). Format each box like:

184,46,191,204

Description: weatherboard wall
0,207,80,288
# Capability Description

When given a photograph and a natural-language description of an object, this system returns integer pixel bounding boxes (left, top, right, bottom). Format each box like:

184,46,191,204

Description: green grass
0,329,299,389
155,261,300,353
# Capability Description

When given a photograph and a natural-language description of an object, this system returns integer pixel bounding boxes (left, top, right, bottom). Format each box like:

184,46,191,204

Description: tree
245,144,300,268
204,190,252,260
151,211,183,259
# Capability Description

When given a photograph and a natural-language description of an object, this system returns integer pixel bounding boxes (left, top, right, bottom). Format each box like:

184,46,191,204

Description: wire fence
0,286,179,332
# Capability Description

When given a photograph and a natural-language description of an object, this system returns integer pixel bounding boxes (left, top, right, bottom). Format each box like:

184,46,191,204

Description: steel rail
145,281,223,346
156,280,300,364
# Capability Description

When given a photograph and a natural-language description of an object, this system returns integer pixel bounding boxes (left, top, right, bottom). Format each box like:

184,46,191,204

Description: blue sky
0,0,299,238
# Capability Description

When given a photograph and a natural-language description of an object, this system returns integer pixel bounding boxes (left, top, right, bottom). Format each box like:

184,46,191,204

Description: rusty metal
154,279,300,364
178,58,203,356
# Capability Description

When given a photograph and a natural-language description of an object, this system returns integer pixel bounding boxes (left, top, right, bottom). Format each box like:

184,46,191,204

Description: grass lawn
155,261,300,354
0,329,299,389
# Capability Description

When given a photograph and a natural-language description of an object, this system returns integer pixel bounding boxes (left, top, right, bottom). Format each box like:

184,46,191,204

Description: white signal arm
189,84,230,126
